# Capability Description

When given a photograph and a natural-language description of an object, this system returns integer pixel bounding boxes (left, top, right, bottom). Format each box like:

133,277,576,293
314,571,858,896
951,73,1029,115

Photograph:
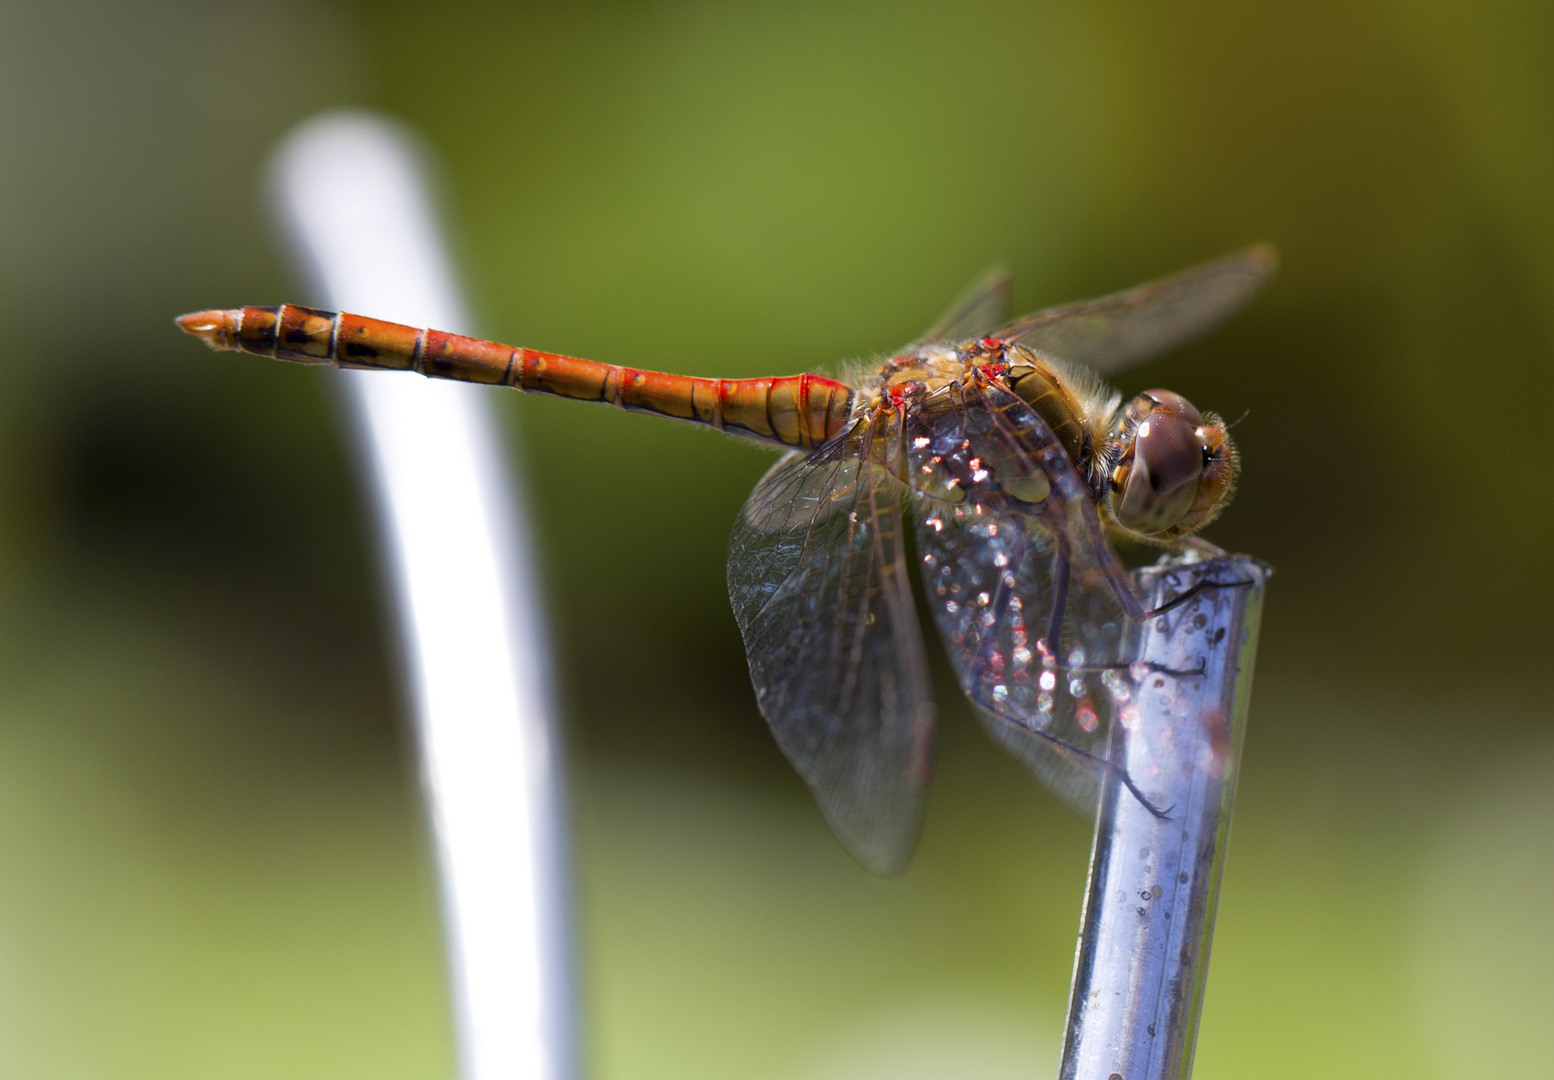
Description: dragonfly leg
1058,657,1208,679
1079,505,1253,622
1044,537,1071,655
962,608,1172,820
970,689,1172,820
969,531,1027,679
1140,573,1255,619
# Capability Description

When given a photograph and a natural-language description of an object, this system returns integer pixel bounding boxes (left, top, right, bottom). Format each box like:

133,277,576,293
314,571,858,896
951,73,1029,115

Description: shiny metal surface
1058,556,1267,1080
269,113,575,1080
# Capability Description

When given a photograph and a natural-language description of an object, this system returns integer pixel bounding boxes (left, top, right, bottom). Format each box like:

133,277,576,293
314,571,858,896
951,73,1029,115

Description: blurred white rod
1058,557,1266,1080
268,111,574,1080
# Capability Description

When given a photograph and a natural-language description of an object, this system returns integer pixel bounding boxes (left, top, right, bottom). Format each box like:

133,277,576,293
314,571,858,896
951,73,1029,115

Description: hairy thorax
863,341,1110,486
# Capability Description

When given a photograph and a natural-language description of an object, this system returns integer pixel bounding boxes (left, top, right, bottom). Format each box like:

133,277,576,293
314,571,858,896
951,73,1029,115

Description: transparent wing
991,245,1276,376
916,266,1013,345
909,378,1140,812
727,425,936,875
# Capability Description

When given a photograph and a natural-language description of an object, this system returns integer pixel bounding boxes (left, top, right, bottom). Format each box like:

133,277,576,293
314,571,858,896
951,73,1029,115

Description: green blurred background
2,0,1551,1077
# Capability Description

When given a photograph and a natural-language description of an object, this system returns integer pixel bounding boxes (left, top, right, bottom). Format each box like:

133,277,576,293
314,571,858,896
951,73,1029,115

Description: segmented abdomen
189,304,855,450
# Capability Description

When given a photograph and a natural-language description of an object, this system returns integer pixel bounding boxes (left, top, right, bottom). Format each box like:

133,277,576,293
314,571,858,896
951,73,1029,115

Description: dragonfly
177,245,1274,874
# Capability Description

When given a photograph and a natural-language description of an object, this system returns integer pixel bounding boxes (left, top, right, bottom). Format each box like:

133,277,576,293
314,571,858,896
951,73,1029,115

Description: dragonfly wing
728,429,936,875
909,379,1136,813
916,266,1013,345
992,245,1276,376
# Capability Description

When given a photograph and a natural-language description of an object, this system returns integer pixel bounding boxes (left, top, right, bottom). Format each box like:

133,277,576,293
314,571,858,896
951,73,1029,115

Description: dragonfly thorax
874,347,968,401
1001,348,1097,477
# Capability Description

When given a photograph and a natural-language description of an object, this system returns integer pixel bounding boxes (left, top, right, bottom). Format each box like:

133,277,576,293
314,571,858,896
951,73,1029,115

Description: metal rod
268,111,575,1080
1058,555,1267,1080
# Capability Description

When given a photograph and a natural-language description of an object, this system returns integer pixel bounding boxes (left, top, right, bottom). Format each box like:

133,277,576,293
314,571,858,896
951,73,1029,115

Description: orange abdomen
178,304,855,450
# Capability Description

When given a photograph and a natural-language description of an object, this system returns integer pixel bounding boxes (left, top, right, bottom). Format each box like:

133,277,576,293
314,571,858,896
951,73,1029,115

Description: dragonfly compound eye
1140,388,1202,426
1176,418,1239,535
1112,411,1204,536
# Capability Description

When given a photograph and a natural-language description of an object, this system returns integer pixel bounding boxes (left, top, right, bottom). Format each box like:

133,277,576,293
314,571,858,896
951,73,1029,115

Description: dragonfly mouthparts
175,309,241,351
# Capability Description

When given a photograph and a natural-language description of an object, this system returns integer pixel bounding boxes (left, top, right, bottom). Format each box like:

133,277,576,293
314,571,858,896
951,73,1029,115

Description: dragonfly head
1107,389,1238,541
